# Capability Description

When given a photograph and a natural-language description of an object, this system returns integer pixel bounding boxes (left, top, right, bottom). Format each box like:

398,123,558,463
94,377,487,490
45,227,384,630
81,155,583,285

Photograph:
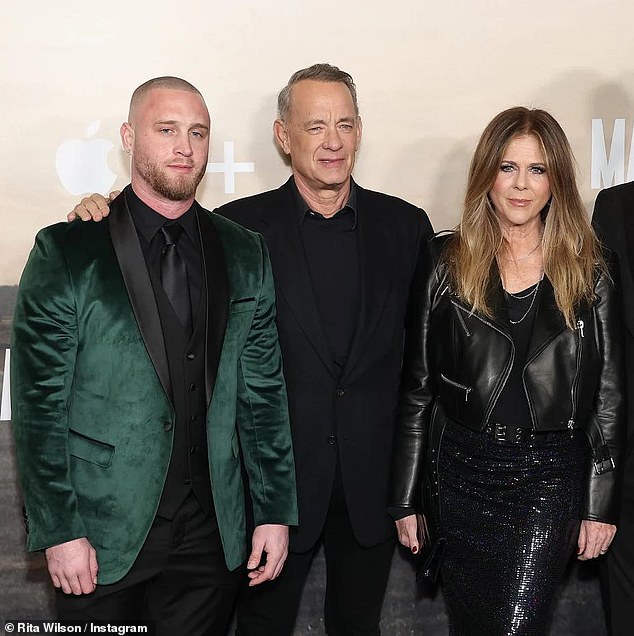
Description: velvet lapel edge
108,189,172,402
197,207,229,406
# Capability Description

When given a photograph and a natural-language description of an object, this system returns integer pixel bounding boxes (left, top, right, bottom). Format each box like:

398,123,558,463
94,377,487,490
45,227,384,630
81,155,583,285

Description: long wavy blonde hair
445,106,603,329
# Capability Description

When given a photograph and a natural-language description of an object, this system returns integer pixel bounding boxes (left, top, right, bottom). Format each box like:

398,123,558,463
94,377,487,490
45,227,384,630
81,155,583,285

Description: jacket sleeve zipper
575,317,614,474
568,319,584,431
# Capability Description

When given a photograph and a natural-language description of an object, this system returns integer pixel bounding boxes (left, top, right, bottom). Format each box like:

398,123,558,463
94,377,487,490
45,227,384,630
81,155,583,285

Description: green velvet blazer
11,191,297,584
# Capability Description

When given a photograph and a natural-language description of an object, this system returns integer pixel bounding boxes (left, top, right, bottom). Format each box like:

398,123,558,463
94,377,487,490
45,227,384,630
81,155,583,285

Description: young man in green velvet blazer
11,76,297,633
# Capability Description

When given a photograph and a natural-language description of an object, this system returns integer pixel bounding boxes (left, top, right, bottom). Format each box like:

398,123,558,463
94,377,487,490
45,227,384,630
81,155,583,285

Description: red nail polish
412,546,418,554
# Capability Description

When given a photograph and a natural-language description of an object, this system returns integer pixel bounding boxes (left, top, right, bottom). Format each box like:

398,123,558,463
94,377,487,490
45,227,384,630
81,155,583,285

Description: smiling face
489,134,551,233
121,87,210,203
274,79,362,195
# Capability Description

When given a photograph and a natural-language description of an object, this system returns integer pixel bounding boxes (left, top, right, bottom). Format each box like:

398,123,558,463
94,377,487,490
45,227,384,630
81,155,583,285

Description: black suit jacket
593,181,634,489
215,177,433,551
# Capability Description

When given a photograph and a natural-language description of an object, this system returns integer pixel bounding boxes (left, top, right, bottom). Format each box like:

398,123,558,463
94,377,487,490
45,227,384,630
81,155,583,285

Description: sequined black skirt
436,419,589,636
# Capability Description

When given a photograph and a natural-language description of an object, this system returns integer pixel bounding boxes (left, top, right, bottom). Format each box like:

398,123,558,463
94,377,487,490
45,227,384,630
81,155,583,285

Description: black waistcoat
146,266,213,519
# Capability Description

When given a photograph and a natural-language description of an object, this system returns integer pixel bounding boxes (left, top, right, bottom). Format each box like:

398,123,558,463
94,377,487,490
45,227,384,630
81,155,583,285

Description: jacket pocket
229,298,257,314
68,430,115,468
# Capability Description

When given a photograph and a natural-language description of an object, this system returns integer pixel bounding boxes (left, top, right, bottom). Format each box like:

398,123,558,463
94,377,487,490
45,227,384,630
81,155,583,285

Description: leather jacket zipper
440,373,472,402
521,320,573,430
467,313,515,424
451,301,472,337
568,319,584,430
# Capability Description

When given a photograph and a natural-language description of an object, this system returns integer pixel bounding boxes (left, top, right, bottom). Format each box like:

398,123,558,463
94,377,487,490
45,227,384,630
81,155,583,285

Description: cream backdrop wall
0,4,631,625
1,0,633,287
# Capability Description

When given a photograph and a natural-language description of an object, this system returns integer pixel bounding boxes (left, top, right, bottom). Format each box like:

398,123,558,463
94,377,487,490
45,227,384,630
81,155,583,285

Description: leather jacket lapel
486,265,513,338
526,276,567,360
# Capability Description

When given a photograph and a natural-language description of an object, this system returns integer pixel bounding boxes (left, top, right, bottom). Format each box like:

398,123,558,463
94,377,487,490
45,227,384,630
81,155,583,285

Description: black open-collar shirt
291,178,360,376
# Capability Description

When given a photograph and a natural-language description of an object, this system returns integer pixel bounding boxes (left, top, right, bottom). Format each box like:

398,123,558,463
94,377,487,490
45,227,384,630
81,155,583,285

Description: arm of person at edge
67,192,118,222
389,229,436,556
246,524,289,586
236,236,297,585
576,247,625,561
12,229,98,595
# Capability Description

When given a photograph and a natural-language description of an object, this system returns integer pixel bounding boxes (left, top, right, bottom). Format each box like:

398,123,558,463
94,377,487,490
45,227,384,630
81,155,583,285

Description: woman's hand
577,520,617,560
395,513,426,554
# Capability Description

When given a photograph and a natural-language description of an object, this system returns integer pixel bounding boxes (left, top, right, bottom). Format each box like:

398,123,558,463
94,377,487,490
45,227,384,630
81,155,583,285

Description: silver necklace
507,275,543,325
500,240,542,262
506,286,536,300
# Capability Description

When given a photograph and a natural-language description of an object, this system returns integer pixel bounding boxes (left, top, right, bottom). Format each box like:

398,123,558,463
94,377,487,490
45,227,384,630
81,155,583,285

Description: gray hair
277,63,359,121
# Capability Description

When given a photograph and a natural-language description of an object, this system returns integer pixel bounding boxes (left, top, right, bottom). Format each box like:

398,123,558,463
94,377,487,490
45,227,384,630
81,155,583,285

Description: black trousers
235,475,395,636
56,493,241,635
600,333,634,636
601,469,634,636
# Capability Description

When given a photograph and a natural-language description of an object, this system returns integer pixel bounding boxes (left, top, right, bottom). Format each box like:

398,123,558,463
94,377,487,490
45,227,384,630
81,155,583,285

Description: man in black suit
70,63,433,635
592,182,634,636
219,64,433,636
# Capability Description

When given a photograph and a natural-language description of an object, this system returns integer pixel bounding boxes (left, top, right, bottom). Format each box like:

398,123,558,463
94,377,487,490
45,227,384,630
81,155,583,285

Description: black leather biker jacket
390,233,625,524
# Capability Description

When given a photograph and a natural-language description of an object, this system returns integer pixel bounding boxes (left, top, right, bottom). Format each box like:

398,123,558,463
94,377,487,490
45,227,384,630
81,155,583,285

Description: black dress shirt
126,186,202,317
292,181,360,376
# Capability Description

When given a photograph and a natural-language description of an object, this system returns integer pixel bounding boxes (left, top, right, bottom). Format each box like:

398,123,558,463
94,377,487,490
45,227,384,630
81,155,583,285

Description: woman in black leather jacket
389,107,625,635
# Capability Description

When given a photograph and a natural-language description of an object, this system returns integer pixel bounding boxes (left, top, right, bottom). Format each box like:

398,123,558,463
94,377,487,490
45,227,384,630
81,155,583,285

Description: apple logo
55,121,118,195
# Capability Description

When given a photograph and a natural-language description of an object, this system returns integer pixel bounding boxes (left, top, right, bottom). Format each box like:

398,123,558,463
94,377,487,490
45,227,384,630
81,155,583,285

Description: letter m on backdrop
591,118,634,188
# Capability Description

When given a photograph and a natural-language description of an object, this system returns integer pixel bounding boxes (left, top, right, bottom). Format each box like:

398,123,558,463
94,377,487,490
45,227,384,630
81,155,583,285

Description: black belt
483,422,571,444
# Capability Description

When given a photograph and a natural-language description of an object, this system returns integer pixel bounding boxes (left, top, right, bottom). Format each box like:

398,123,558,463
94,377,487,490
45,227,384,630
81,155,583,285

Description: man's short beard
136,157,206,201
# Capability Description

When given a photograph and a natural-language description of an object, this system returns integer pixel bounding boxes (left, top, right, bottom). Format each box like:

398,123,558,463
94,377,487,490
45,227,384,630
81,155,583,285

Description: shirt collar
126,185,198,244
291,177,358,228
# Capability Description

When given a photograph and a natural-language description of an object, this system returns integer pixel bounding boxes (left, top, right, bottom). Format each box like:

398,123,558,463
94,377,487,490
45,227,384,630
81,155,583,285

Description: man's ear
273,119,291,155
120,122,134,155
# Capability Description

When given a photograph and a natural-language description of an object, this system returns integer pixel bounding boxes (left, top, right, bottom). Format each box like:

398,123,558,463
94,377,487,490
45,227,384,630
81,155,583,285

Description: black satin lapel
108,190,172,401
341,193,395,381
197,208,229,406
260,185,336,378
527,276,567,359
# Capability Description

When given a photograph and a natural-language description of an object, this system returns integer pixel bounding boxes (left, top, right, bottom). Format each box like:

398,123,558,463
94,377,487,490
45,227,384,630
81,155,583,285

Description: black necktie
160,223,192,333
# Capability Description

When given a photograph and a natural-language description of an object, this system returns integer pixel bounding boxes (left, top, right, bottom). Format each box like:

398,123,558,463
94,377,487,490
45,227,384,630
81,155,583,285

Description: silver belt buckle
495,424,507,442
